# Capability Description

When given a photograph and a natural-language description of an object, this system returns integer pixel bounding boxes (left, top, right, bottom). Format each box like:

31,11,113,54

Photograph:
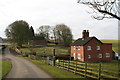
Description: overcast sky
0,0,118,40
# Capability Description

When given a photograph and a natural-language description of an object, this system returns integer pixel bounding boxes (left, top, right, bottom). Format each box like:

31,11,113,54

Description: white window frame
98,54,102,58
96,46,100,50
74,53,76,58
74,46,76,50
88,55,91,59
106,53,110,58
87,46,91,50
78,54,81,59
78,46,80,50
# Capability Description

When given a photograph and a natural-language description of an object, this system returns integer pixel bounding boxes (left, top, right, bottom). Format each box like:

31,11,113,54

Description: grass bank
0,61,12,79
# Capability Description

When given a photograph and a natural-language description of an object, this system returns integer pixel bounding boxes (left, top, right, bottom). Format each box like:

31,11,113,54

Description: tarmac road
4,47,53,79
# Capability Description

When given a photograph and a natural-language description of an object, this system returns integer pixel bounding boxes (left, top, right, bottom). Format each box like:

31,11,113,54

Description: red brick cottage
71,30,113,62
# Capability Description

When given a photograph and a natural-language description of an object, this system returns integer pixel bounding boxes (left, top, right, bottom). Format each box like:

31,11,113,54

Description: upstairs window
96,46,100,50
106,53,110,58
98,54,102,58
78,46,80,50
87,46,91,50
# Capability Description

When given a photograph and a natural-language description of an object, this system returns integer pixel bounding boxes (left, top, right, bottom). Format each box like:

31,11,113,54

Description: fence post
84,62,87,78
53,48,56,66
98,63,101,80
63,60,64,68
59,60,61,67
43,51,45,63
67,60,70,71
74,60,77,74
118,60,120,78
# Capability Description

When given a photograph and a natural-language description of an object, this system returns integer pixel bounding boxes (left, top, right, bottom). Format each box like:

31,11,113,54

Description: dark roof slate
71,37,103,46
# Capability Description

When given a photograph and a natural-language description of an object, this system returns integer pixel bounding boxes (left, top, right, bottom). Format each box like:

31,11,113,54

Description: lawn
0,61,12,79
24,57,86,80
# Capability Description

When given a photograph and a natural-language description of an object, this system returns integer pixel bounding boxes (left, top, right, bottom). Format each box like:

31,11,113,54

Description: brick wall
71,38,113,62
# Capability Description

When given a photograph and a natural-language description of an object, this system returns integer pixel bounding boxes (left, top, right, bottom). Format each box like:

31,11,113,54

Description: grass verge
24,57,87,80
0,61,12,79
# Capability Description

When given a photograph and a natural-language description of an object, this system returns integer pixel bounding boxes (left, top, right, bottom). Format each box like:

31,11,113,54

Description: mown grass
24,57,86,80
0,61,12,79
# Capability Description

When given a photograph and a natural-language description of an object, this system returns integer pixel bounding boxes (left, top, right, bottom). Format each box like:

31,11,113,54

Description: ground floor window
88,55,91,59
74,46,76,50
98,54,102,58
74,53,76,58
78,54,81,59
106,53,110,58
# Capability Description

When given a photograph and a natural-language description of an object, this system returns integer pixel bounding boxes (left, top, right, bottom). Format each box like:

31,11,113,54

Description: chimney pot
87,30,89,32
82,30,89,39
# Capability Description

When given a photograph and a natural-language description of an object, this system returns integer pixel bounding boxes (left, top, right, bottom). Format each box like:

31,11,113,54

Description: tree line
5,20,73,47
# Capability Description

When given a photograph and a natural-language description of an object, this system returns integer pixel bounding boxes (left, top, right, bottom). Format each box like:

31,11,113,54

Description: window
78,46,80,50
74,53,76,58
98,54,102,58
96,46,100,50
88,55,91,59
87,46,91,50
74,46,76,50
78,54,81,59
106,53,110,58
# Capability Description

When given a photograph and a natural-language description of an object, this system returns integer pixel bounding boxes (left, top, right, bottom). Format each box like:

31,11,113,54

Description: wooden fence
55,60,120,80
22,52,120,80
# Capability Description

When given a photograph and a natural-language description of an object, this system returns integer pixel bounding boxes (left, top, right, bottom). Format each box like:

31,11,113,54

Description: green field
100,40,119,53
0,61,12,79
19,40,119,56
20,46,69,56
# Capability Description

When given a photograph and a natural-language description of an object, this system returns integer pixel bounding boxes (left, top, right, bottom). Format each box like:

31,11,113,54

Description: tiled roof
71,37,102,46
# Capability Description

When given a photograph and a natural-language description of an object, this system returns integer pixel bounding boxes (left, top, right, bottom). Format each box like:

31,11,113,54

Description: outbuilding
30,36,47,45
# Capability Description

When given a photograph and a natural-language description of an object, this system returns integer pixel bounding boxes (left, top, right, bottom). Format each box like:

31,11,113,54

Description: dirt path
4,47,53,79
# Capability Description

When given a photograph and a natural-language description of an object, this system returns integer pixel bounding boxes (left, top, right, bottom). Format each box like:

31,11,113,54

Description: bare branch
78,0,120,20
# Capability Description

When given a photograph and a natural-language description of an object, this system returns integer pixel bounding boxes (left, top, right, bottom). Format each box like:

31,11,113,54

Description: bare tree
54,24,73,47
37,25,51,40
77,0,120,20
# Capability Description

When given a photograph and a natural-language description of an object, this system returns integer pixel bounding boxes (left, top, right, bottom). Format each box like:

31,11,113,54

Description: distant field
100,40,119,53
19,40,119,55
20,46,69,56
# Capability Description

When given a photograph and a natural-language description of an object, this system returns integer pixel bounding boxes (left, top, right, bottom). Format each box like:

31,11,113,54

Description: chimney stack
82,30,89,39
